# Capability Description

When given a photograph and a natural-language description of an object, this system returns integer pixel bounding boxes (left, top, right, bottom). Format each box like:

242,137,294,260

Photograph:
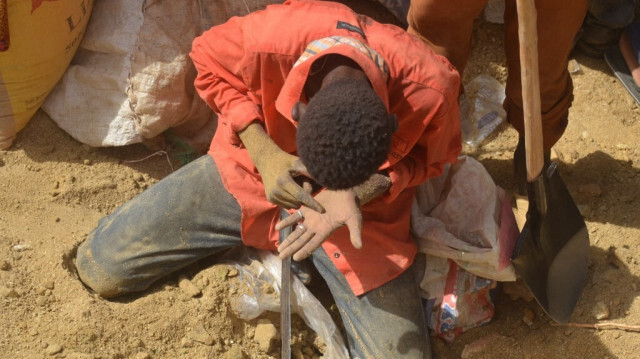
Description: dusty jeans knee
312,248,430,359
75,155,242,297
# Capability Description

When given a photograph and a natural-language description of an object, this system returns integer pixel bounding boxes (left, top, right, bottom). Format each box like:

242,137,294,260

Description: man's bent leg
311,248,429,359
75,155,243,297
407,0,487,74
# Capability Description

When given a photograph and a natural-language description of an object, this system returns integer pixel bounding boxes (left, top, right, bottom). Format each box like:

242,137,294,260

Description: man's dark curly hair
296,78,393,190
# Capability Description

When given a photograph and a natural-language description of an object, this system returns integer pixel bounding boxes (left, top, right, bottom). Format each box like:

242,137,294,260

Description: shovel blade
512,163,590,323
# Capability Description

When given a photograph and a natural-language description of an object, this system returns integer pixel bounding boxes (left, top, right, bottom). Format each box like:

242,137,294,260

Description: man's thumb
346,215,363,249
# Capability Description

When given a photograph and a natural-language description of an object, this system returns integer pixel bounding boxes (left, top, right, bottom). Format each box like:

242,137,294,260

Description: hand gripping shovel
510,0,590,324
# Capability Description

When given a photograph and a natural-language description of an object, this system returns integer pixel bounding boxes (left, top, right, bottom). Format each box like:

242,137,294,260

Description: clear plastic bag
459,75,506,148
226,248,349,359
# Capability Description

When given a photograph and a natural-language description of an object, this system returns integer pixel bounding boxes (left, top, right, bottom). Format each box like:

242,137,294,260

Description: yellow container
0,0,93,149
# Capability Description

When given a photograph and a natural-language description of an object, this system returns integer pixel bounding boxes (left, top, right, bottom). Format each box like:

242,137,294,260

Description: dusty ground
2,2,640,359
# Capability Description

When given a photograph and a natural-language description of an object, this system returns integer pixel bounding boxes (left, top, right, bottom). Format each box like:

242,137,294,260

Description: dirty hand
256,151,324,212
238,122,324,213
275,189,362,261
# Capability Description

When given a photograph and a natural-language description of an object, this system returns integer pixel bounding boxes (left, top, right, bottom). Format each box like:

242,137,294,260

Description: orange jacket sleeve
190,17,264,146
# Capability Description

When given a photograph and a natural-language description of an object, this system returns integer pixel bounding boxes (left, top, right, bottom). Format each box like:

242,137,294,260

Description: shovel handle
0,0,9,52
516,0,544,182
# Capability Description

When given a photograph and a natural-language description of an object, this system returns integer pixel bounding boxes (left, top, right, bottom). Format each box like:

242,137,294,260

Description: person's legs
406,0,487,75
75,155,243,297
311,248,429,359
503,0,589,151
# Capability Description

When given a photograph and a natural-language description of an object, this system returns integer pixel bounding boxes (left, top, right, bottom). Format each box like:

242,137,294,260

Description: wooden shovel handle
0,0,9,52
516,0,544,181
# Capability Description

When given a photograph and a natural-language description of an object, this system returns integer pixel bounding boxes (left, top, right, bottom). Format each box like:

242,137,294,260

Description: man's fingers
345,213,363,249
292,158,313,179
302,180,313,194
278,229,314,259
292,237,323,261
275,213,300,231
295,190,325,213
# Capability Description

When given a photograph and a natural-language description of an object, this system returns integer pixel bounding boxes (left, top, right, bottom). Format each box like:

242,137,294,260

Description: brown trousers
407,0,588,150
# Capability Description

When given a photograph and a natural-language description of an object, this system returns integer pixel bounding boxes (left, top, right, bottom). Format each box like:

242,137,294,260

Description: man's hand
238,122,324,213
275,189,362,261
259,151,323,210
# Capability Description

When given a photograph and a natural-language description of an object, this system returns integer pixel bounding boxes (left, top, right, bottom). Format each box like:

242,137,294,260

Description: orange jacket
190,0,461,295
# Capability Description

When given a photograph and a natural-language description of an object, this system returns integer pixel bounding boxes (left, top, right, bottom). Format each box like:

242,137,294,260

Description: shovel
510,0,590,324
279,209,293,359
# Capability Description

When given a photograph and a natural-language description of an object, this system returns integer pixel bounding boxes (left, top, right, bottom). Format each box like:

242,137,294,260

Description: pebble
0,285,19,299
46,343,63,355
0,261,10,271
36,296,47,306
225,344,245,359
11,244,32,252
594,301,610,320
133,353,151,359
523,308,535,326
83,159,92,165
581,131,589,140
43,280,55,290
187,325,214,346
180,337,194,348
227,268,239,278
178,276,201,297
254,319,278,352
214,267,230,281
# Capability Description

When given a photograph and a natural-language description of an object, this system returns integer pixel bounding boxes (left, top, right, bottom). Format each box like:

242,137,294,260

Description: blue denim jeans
75,155,429,358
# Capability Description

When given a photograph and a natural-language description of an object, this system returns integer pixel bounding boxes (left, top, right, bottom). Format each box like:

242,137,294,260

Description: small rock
36,296,47,306
133,352,151,359
187,325,214,346
225,344,245,359
214,267,230,281
180,337,194,348
227,268,239,278
254,319,278,352
11,244,32,252
594,301,610,320
0,261,10,271
178,276,201,297
43,280,55,290
83,159,92,165
0,285,19,299
46,343,63,355
523,308,535,326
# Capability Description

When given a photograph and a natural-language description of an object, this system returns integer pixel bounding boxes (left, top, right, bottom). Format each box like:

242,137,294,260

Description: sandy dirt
2,2,640,359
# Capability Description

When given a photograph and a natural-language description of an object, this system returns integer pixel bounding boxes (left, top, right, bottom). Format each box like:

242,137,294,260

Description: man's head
295,77,396,190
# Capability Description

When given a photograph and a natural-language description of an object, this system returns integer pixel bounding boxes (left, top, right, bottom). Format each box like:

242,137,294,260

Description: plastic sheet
459,75,507,148
227,248,349,359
